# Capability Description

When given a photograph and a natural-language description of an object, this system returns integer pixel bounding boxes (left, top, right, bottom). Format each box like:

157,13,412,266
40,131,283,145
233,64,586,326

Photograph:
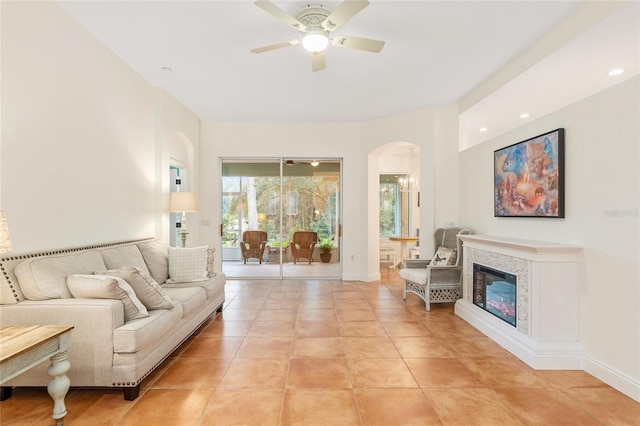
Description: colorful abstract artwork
494,128,565,218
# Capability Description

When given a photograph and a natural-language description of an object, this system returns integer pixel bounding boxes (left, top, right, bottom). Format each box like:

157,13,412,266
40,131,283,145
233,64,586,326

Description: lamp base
179,230,189,248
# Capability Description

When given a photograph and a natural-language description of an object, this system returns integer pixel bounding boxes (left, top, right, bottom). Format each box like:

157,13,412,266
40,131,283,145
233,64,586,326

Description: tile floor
2,268,639,425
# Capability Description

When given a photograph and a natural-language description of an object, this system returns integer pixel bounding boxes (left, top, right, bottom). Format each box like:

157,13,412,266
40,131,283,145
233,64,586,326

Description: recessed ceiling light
520,113,530,119
479,127,488,132
608,68,624,76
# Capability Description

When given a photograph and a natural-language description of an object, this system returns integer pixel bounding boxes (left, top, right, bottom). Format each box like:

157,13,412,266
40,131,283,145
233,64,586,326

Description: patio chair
290,231,318,264
240,230,268,264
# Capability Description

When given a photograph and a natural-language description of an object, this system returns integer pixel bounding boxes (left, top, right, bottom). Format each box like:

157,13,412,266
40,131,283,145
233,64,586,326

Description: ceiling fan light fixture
302,31,329,53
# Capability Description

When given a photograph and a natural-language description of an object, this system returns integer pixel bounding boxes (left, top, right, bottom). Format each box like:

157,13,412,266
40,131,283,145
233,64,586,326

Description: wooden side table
389,236,419,268
1,325,74,425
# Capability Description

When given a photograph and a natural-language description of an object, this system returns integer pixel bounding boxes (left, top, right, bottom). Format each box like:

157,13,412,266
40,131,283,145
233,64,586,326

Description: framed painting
494,128,565,218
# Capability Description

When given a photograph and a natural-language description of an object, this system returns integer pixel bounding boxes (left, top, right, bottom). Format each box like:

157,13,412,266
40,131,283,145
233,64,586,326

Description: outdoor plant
269,240,289,248
319,238,333,253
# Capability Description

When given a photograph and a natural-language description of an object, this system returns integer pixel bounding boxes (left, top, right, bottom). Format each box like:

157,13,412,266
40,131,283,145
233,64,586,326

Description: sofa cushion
97,266,174,310
137,239,169,284
162,273,225,300
16,250,107,300
67,274,149,321
167,246,209,283
113,303,183,354
99,245,150,274
163,286,207,319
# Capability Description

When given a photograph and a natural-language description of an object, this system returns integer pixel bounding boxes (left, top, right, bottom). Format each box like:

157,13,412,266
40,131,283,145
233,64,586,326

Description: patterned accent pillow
67,274,149,321
96,266,174,310
430,247,454,266
447,249,458,266
167,246,210,283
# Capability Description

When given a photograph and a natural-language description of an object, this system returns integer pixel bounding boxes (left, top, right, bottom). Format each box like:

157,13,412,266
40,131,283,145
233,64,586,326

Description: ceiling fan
250,0,385,72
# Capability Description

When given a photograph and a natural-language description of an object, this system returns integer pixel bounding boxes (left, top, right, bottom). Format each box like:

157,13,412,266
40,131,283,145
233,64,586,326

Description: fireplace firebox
473,264,517,326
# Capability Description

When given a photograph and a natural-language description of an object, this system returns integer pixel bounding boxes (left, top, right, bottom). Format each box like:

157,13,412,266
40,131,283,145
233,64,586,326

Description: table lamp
169,192,198,247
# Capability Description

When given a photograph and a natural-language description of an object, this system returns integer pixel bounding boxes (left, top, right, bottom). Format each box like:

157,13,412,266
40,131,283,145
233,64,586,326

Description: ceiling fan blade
331,35,384,53
250,40,299,54
311,52,326,72
254,0,306,31
322,0,369,32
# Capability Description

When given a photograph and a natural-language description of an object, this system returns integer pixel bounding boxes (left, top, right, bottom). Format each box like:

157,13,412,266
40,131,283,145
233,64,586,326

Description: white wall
198,122,364,279
459,76,640,399
362,106,460,265
1,2,199,252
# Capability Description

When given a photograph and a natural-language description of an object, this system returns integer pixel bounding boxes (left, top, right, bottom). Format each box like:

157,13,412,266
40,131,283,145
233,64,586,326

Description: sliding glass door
221,158,341,279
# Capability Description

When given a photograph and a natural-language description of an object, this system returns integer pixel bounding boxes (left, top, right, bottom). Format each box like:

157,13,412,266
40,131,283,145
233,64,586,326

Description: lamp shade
170,192,198,212
0,211,13,254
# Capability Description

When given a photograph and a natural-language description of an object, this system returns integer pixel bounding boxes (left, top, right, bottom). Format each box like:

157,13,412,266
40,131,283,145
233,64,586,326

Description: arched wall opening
368,141,423,276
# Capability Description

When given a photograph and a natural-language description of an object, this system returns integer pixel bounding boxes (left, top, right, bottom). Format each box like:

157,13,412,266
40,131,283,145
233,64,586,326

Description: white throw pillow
430,247,454,266
96,266,174,310
167,246,209,283
67,274,149,321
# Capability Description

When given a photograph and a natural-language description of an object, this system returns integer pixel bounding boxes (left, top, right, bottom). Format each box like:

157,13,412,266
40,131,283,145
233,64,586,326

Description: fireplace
473,263,517,327
456,235,582,369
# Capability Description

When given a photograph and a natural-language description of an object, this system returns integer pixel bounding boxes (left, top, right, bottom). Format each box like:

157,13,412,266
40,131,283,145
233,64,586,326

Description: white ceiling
55,0,638,148
56,0,595,124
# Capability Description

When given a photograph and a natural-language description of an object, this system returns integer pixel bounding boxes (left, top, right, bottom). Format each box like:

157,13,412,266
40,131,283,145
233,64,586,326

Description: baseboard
583,354,640,403
342,272,380,282
455,300,583,369
455,299,640,403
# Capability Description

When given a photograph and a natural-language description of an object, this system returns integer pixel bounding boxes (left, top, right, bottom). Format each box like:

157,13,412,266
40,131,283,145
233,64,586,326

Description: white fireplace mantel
456,234,583,369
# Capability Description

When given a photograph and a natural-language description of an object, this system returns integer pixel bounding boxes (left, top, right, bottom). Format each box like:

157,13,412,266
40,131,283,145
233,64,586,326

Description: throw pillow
96,266,174,310
137,239,170,284
206,246,215,278
67,274,149,321
447,249,458,266
167,246,209,283
430,246,454,266
16,251,107,301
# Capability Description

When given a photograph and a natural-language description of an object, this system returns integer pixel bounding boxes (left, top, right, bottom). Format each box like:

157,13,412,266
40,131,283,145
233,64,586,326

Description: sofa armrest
0,298,125,386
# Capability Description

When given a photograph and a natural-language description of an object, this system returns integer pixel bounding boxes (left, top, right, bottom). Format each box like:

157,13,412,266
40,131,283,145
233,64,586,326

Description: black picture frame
494,128,565,218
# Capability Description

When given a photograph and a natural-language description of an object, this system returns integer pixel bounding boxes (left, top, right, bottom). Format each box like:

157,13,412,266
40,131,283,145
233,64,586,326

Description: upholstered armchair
240,230,268,264
400,227,471,311
290,231,318,264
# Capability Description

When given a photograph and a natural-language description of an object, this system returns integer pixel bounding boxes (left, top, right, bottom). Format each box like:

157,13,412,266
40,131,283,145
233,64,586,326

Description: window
380,175,399,237
380,174,415,237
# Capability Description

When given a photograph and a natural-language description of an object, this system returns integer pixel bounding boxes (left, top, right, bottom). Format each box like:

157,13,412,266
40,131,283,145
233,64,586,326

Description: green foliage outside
380,182,398,237
319,238,333,253
222,175,338,249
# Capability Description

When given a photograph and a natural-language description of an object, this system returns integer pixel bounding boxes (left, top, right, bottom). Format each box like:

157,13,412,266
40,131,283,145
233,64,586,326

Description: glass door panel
221,158,341,279
221,159,281,279
282,159,341,279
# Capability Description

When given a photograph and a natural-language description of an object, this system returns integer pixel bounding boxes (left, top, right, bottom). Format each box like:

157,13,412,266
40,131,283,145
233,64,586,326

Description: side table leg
47,351,71,426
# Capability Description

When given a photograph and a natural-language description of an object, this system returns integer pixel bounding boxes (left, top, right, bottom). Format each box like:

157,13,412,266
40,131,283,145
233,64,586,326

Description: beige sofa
0,238,225,400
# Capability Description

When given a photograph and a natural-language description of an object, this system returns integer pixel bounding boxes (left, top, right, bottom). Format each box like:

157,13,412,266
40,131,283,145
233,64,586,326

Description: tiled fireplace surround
455,235,583,369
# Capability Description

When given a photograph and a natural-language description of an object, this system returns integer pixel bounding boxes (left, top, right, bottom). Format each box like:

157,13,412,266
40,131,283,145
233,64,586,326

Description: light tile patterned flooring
2,268,639,425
